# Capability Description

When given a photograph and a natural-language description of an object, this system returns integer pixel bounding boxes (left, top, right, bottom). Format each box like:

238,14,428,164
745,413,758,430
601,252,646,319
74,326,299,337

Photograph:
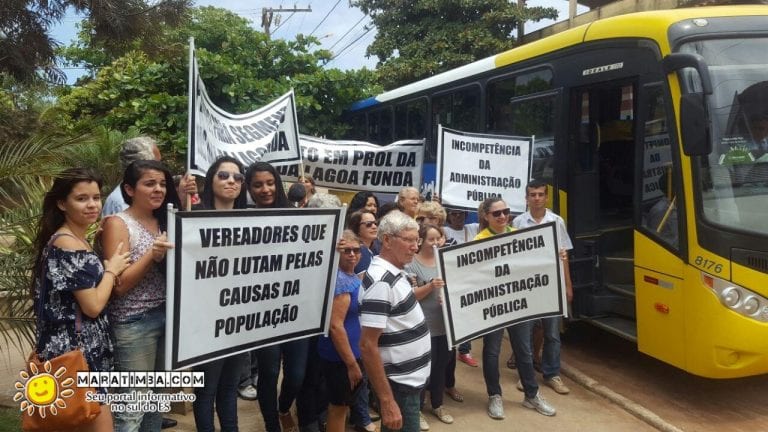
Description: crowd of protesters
31,135,573,432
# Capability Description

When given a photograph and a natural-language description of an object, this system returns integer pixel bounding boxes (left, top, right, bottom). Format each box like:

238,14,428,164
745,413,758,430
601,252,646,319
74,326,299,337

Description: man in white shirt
360,211,431,432
511,179,573,396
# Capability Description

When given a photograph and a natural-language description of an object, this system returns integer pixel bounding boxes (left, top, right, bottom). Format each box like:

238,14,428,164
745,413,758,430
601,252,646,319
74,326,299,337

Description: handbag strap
36,233,85,351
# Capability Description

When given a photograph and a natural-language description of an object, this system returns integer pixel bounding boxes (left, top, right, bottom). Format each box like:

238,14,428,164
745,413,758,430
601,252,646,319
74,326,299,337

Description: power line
309,0,342,37
329,24,373,61
327,14,366,51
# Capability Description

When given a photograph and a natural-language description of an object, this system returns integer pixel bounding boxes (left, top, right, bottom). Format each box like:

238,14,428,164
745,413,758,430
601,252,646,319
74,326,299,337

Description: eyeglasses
360,221,377,228
393,235,420,246
490,208,511,218
340,247,361,255
217,171,245,183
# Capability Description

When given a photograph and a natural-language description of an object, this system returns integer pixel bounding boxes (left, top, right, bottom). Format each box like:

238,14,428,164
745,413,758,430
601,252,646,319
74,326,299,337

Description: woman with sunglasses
347,210,381,275
318,230,374,432
101,160,180,432
192,156,248,432
474,197,556,421
245,161,306,432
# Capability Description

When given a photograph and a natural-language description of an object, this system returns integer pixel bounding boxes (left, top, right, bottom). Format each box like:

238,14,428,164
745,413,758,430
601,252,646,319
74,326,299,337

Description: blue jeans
256,338,310,432
541,317,562,380
458,340,471,355
481,329,504,396
349,372,373,428
508,321,539,399
193,354,246,432
382,382,421,432
112,305,165,432
239,350,259,388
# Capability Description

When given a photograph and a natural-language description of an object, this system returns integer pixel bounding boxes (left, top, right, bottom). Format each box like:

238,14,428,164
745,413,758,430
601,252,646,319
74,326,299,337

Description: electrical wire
308,0,341,37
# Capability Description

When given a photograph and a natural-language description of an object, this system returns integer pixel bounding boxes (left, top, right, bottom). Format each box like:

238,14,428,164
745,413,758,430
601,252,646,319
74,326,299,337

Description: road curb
561,362,684,432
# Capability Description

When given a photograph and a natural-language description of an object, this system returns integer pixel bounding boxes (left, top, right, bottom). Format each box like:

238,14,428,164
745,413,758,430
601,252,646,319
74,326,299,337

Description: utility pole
517,0,526,43
262,5,312,39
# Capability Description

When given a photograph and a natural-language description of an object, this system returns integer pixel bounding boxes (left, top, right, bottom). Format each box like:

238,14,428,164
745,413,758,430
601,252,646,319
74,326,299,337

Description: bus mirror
662,53,713,95
680,92,712,156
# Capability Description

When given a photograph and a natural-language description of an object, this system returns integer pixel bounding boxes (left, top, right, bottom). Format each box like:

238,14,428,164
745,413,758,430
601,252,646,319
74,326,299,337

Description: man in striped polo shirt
360,210,431,432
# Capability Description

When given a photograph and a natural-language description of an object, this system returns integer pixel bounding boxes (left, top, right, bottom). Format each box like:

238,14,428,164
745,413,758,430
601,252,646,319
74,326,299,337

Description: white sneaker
237,384,258,400
419,413,430,431
522,392,556,416
487,394,505,420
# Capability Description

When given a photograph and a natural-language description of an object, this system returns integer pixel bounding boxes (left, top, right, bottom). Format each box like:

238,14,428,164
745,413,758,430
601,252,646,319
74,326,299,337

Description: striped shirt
360,256,431,389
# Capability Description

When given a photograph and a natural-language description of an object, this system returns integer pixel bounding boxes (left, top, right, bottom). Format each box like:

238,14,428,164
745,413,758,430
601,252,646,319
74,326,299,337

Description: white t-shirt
512,209,573,251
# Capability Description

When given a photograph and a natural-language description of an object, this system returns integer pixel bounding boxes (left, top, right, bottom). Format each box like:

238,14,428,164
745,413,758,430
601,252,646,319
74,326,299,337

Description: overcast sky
52,0,587,84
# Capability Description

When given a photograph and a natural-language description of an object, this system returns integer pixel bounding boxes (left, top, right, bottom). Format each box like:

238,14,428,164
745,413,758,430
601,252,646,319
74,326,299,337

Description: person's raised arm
55,235,130,317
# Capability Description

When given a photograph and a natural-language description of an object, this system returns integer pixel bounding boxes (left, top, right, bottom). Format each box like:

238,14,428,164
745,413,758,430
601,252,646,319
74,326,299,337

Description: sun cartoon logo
13,360,75,418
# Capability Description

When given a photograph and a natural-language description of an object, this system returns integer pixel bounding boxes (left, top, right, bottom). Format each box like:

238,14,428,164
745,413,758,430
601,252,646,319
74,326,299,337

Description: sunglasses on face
360,221,377,228
491,208,511,218
216,171,245,183
341,247,362,255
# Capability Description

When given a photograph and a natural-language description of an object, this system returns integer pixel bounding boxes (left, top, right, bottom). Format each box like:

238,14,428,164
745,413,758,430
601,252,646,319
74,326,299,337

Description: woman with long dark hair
193,156,248,432
32,168,130,432
101,160,180,432
245,161,307,432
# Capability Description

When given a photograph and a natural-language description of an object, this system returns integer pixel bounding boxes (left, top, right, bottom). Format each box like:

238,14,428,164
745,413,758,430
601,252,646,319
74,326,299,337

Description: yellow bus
344,5,768,378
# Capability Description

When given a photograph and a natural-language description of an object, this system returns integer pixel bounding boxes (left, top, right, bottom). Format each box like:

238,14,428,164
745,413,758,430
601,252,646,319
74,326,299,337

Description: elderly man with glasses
359,211,431,432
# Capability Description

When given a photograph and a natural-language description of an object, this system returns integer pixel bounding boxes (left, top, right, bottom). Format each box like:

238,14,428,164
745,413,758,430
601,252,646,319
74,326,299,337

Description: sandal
506,356,516,369
444,388,464,402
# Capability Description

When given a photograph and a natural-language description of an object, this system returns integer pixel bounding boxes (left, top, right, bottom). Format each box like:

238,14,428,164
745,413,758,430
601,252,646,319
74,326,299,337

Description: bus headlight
703,273,768,323
742,296,760,315
721,287,740,307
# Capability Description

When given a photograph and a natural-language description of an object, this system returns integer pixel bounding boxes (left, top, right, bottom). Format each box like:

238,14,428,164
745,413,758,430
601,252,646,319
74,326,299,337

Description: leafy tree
354,0,558,89
50,7,381,171
0,0,190,83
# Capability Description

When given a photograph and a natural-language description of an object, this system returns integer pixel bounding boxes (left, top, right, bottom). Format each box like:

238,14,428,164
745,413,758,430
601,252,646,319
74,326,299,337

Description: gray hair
340,229,361,246
119,136,158,169
306,192,342,208
378,210,419,241
397,187,419,203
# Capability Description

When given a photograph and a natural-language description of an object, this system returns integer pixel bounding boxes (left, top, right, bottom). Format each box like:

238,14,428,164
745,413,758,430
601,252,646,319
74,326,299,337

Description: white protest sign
437,223,564,347
436,125,532,212
187,45,301,175
277,135,425,194
641,134,672,202
165,207,343,370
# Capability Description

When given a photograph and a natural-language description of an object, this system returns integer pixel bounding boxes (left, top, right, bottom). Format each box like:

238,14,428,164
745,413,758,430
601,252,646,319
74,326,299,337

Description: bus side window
432,87,480,162
509,94,557,184
640,84,679,250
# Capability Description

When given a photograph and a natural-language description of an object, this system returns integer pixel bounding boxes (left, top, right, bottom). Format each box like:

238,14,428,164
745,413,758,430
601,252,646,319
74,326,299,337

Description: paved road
562,322,768,432
1,332,659,432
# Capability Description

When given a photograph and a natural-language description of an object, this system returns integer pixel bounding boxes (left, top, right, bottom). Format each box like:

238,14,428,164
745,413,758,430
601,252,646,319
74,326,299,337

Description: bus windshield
680,37,768,236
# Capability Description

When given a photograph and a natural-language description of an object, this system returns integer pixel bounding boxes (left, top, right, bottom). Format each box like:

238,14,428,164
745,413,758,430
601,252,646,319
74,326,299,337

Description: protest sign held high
438,223,564,347
165,207,343,370
436,125,532,212
187,40,301,175
277,135,425,194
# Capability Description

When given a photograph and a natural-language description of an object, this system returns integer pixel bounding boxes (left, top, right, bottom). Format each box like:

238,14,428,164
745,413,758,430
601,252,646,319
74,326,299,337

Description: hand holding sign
152,232,174,262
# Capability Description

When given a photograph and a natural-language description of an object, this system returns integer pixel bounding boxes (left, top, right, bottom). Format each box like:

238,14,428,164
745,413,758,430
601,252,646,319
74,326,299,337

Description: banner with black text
438,223,564,347
187,42,301,175
165,207,343,370
277,135,424,194
436,125,532,212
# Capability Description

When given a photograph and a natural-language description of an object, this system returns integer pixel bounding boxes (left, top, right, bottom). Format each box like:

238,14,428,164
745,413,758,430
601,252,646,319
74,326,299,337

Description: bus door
568,81,638,339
